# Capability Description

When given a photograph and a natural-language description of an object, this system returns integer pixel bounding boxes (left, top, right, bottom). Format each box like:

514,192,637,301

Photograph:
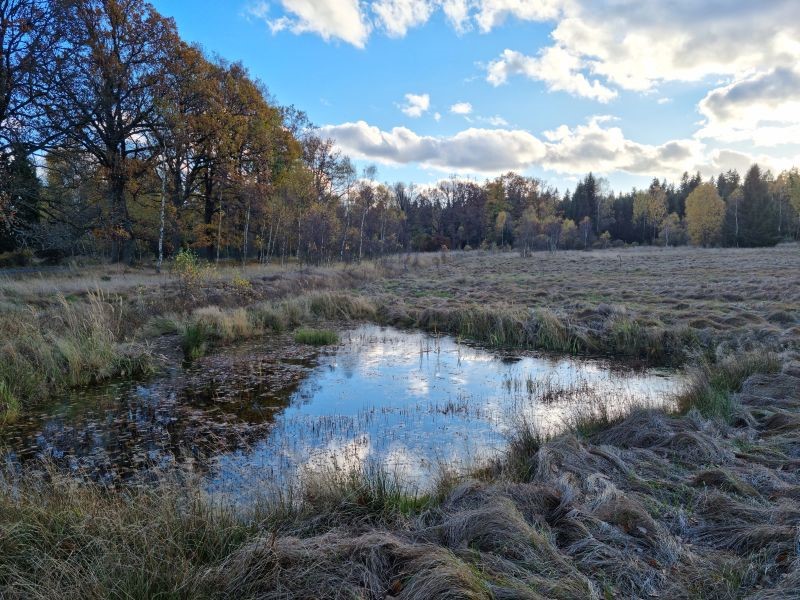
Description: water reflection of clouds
303,434,372,474
383,442,427,483
258,325,686,488
407,374,430,397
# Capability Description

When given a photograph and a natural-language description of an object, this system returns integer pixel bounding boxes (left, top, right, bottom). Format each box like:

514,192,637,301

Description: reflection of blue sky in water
208,325,683,496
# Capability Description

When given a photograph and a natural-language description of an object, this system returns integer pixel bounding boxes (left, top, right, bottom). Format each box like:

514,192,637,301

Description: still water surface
1,325,683,493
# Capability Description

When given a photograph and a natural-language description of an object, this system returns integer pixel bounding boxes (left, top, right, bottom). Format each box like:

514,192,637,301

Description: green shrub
231,274,252,295
173,249,212,301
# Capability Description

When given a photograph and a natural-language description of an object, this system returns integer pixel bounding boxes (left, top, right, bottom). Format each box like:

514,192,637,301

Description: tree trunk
296,217,301,260
359,206,367,261
108,167,130,263
340,202,350,262
242,197,251,267
203,173,216,259
157,166,166,273
216,208,223,263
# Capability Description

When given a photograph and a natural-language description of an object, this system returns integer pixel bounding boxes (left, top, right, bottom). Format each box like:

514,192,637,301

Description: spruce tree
740,165,779,247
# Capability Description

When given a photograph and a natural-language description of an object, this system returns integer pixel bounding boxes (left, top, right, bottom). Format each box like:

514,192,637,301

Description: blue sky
151,1,800,193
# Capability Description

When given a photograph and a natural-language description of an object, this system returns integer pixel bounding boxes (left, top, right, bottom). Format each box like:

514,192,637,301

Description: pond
0,325,684,495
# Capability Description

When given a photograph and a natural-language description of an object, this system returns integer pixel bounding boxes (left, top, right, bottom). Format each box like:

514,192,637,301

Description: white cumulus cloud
373,0,435,37
486,46,617,102
450,102,473,115
399,93,431,117
481,115,508,126
473,0,565,32
548,1,800,92
248,0,371,47
318,116,750,178
318,120,546,172
441,0,472,33
321,116,800,180
541,116,704,177
696,66,800,146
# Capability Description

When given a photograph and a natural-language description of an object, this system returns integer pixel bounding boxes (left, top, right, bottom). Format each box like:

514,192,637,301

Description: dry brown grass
368,244,800,358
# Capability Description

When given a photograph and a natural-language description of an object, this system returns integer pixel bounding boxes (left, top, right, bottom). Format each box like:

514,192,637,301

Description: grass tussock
677,351,781,420
501,418,549,481
0,380,19,422
0,291,152,417
179,292,370,358
297,463,432,521
0,472,259,599
374,299,694,363
181,321,211,360
533,308,586,354
308,292,377,321
294,328,339,346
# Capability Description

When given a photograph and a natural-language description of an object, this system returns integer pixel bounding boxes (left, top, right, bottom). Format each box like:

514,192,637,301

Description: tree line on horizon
2,0,799,269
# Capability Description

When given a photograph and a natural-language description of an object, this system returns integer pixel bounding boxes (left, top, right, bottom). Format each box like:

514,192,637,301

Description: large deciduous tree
0,0,59,155
0,0,59,248
49,0,178,261
633,182,667,244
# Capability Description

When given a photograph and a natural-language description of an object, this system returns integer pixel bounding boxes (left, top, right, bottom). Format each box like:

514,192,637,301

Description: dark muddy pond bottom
1,325,684,493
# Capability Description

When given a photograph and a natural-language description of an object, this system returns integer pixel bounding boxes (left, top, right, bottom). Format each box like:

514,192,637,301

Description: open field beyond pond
0,245,799,599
